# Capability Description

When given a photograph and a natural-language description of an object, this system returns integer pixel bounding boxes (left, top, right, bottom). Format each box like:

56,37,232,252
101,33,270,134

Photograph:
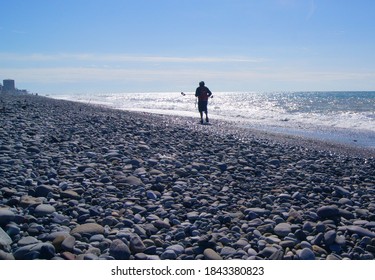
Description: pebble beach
1,93,375,260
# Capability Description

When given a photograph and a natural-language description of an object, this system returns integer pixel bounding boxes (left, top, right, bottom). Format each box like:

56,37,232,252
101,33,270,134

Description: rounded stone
166,244,185,255
203,248,223,260
122,176,144,186
109,239,131,260
61,236,76,252
317,205,339,219
0,228,12,250
60,190,81,200
34,204,56,217
71,223,105,235
298,248,315,260
0,250,15,260
324,230,337,246
129,235,146,254
161,249,178,260
146,190,158,200
0,209,15,225
17,236,40,247
274,223,292,237
13,243,56,260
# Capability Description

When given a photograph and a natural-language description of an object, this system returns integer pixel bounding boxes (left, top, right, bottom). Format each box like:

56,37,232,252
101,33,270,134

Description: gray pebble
274,223,291,237
129,235,146,254
109,239,131,260
34,204,56,216
203,248,222,260
324,230,337,246
166,244,185,255
61,236,76,252
317,205,339,219
0,209,15,225
13,242,56,260
298,248,315,260
161,249,177,260
0,228,12,251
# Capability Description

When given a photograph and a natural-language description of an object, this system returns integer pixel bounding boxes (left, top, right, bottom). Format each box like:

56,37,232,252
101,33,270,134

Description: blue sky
1,0,375,94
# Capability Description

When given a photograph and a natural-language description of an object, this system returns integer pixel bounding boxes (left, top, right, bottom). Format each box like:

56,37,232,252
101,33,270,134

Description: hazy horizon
2,0,375,94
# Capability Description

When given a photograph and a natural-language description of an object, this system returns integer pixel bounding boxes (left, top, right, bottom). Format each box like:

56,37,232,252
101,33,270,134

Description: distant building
2,79,16,93
0,79,30,94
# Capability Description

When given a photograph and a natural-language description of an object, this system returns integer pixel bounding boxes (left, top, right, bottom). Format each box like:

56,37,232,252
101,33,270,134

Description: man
195,81,213,124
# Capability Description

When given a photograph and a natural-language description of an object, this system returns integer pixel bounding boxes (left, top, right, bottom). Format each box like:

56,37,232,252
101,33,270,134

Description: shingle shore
1,94,375,260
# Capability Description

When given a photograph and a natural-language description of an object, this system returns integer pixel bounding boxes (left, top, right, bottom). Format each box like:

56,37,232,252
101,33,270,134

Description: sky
1,0,375,94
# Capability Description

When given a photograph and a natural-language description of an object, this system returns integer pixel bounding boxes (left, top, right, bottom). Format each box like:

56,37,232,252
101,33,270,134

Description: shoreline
51,95,375,158
244,123,375,152
1,93,375,260
49,91,375,154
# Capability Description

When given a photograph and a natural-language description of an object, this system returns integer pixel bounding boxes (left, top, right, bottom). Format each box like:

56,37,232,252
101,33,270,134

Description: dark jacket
195,86,212,101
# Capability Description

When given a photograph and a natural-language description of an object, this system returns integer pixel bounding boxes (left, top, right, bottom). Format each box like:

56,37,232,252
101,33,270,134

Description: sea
50,91,375,151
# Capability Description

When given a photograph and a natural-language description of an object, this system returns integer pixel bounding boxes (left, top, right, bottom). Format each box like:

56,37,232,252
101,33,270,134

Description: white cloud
3,66,375,84
0,52,264,64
